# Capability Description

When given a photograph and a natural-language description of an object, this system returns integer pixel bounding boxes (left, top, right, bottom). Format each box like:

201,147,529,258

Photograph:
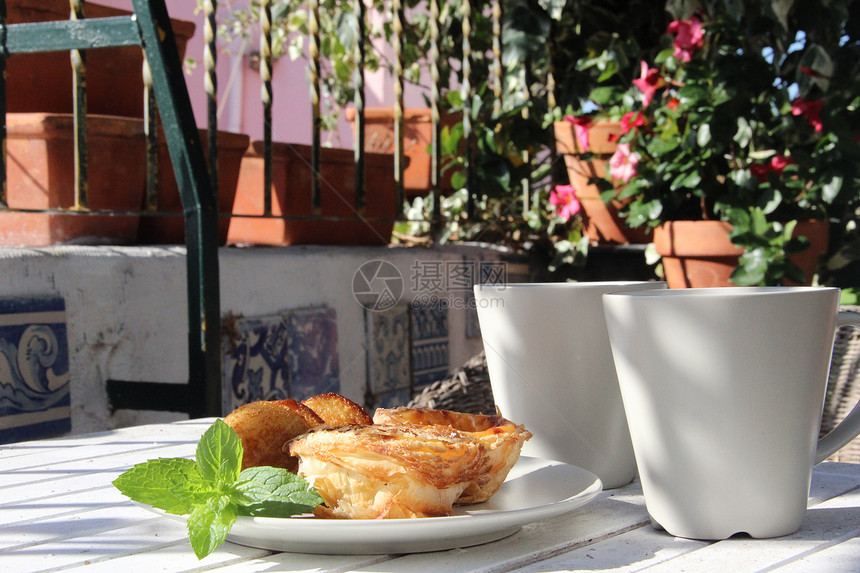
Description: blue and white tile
221,313,291,412
287,307,340,401
478,258,509,286
464,289,482,339
467,257,508,339
366,304,411,394
410,302,449,389
0,296,70,444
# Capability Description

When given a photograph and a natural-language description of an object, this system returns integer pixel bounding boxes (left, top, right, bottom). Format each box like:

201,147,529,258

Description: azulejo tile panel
222,306,340,413
0,296,71,444
222,313,291,412
410,302,449,390
366,304,411,394
287,307,340,401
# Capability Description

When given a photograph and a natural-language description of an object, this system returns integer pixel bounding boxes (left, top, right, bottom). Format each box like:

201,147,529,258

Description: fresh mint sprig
113,419,323,559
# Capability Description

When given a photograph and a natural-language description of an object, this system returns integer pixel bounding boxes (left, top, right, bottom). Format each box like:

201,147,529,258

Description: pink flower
791,97,823,132
609,143,639,183
564,115,592,151
632,61,663,107
621,111,646,134
549,184,581,221
667,17,704,63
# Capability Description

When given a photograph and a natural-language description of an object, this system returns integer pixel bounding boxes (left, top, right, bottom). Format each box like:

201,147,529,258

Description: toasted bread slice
302,392,373,427
224,399,324,472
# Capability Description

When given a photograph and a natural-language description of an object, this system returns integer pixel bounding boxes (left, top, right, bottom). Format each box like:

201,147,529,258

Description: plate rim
224,456,603,553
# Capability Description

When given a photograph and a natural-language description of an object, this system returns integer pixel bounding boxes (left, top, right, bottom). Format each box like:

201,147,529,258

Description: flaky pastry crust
224,399,323,472
373,407,532,504
289,424,489,519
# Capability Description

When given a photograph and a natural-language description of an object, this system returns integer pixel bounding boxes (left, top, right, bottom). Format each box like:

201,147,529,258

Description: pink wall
95,1,434,148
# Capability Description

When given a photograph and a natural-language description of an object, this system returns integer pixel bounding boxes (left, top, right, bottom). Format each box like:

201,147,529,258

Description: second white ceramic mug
603,286,860,539
474,281,667,488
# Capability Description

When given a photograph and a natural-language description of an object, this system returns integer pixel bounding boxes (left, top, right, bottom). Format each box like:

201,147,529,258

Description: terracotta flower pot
553,120,651,245
136,130,250,245
654,220,830,288
345,107,459,198
0,113,146,246
227,142,397,246
5,0,196,118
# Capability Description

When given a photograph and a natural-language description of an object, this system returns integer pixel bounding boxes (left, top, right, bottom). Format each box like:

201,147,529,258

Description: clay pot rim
654,219,829,258
8,1,196,38
156,127,250,152
5,112,144,137
247,140,407,168
344,107,462,124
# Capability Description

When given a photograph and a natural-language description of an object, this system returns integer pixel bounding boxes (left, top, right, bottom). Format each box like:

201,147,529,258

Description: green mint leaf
113,457,205,515
170,474,219,507
196,419,243,483
187,494,237,560
233,466,324,517
114,420,322,560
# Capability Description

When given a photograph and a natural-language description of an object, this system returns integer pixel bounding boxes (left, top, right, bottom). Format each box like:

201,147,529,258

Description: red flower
750,163,771,182
632,61,664,107
667,16,704,63
769,155,794,171
791,97,823,132
751,155,794,183
563,115,592,151
621,111,646,134
549,184,582,221
666,96,681,111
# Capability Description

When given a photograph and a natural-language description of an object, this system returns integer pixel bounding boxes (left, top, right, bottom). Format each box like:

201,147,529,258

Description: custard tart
373,407,532,504
288,423,489,519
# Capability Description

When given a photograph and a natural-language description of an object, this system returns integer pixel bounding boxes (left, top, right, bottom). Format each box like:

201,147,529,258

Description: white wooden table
2,418,860,572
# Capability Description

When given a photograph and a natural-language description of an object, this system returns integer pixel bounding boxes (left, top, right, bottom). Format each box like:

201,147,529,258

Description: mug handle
817,309,860,464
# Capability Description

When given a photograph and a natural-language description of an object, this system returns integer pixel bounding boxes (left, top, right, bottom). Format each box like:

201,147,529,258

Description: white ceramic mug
603,286,860,539
474,281,667,488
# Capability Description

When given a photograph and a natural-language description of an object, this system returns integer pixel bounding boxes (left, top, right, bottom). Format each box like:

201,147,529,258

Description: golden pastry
302,392,373,427
373,407,532,504
288,423,489,519
224,399,323,472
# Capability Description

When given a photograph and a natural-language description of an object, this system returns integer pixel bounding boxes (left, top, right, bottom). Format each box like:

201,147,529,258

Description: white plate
223,456,602,554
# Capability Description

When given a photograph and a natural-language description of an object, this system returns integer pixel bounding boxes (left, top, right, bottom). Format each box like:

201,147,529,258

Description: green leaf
187,495,237,560
732,248,768,285
734,117,753,148
113,458,206,515
450,168,467,190
197,419,243,484
759,189,783,215
696,124,711,147
821,175,843,203
234,466,324,517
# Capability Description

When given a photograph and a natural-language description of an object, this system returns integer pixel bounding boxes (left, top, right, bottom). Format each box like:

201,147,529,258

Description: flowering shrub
571,0,860,286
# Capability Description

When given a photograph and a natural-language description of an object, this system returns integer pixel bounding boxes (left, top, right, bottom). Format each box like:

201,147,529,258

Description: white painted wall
0,244,519,434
